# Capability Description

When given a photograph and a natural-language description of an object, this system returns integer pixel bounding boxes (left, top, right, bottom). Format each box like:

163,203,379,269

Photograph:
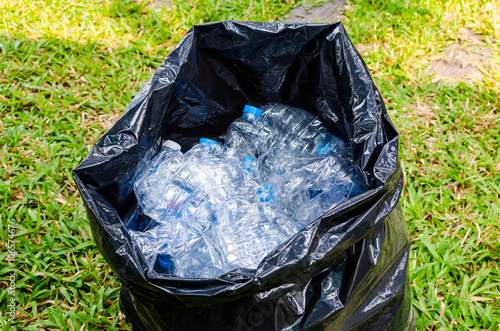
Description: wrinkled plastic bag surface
73,21,415,330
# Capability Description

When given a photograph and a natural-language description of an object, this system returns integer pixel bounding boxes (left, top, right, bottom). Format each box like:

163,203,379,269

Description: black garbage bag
73,21,415,330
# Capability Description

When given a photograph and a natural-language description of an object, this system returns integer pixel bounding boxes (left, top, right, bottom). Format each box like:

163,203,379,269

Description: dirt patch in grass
147,0,171,10
427,28,495,82
284,0,346,23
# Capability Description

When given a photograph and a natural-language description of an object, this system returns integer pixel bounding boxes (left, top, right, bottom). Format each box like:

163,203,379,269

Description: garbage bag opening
128,101,368,279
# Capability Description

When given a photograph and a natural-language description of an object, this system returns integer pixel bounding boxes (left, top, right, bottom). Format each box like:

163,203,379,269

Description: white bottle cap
163,140,181,151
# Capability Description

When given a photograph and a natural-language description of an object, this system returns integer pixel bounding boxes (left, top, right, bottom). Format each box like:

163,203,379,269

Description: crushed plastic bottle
171,216,226,278
289,156,365,232
238,156,262,202
128,226,174,270
217,204,285,270
134,140,183,220
225,105,264,159
187,138,239,204
258,103,350,158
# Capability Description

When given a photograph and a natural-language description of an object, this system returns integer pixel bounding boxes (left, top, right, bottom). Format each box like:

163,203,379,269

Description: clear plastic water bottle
255,180,296,241
289,155,365,231
210,157,282,271
301,129,349,158
128,227,174,270
157,211,226,278
186,139,240,205
233,192,290,269
286,117,324,151
257,103,308,152
237,156,262,203
216,210,274,270
136,148,208,221
134,140,184,220
174,233,226,278
281,113,349,158
291,175,356,231
305,152,362,195
129,213,227,277
134,140,183,202
258,103,350,158
225,105,264,158
258,147,298,180
239,156,280,210
271,166,316,217
254,102,349,178
248,163,291,265
154,174,202,220
212,157,258,269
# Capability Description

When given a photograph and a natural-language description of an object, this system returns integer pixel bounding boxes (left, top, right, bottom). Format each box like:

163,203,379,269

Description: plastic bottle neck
242,113,260,122
199,138,220,154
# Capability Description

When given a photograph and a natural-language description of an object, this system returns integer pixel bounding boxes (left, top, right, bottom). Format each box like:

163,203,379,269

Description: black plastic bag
73,21,415,330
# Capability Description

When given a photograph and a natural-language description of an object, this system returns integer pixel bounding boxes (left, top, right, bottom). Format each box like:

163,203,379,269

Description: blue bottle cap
199,138,218,145
258,183,276,203
243,156,254,171
243,105,263,118
315,143,333,155
157,254,175,271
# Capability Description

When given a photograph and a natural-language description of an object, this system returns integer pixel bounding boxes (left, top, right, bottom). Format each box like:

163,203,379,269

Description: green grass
344,1,500,328
0,0,499,329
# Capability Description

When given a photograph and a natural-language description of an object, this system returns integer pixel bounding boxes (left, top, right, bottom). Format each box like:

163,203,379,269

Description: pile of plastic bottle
128,103,365,278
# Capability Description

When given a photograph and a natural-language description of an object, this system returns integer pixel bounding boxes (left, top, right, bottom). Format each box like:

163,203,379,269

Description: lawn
0,0,499,330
